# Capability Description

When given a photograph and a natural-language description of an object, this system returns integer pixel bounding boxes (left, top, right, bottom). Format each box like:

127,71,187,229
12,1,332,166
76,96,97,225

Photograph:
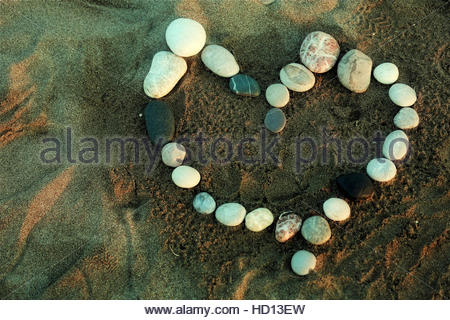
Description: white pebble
291,250,316,276
265,83,289,108
373,62,399,84
382,130,409,160
201,45,239,77
323,198,350,221
301,216,331,245
280,63,315,92
366,158,397,182
389,83,417,107
394,107,419,129
245,208,274,232
171,165,200,188
215,203,246,226
161,142,186,167
165,18,206,57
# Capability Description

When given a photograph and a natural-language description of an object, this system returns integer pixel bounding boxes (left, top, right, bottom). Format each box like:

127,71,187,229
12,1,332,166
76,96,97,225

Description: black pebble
144,101,175,145
336,173,374,200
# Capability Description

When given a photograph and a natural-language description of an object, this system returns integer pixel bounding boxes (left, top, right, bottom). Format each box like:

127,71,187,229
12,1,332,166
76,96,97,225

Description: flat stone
275,212,302,243
144,101,175,144
161,142,186,167
337,49,373,93
201,44,239,77
215,203,247,226
301,216,331,245
229,74,261,96
260,0,276,4
165,18,206,57
389,83,417,107
366,158,397,182
265,83,289,108
373,62,399,85
193,192,216,214
382,130,409,160
291,250,316,276
171,165,201,188
336,173,374,199
394,107,419,129
323,198,350,221
280,63,315,92
143,51,187,99
245,208,274,232
300,31,340,73
264,108,286,133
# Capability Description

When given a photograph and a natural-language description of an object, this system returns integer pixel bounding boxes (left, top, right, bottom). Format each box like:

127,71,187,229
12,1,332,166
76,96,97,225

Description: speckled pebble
301,216,331,245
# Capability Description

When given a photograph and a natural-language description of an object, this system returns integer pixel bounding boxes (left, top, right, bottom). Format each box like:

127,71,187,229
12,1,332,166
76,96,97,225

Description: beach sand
0,0,448,299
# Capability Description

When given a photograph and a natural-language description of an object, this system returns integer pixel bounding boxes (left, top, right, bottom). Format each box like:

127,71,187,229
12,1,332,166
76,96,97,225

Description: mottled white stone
382,130,409,161
394,107,420,129
301,216,331,245
366,158,397,182
201,45,239,77
161,142,186,167
373,62,399,85
280,63,315,92
245,208,274,232
265,83,289,108
275,212,302,243
171,165,200,188
300,31,340,73
291,250,316,276
215,203,246,226
193,192,216,214
143,51,187,98
165,18,206,57
323,198,350,222
389,83,417,107
337,49,373,93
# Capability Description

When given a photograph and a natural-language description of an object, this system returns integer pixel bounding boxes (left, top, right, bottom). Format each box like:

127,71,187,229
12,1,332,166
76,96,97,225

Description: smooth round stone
337,49,373,93
165,18,206,57
382,130,409,160
193,192,216,214
323,198,350,222
373,62,399,85
280,63,315,92
229,74,261,96
143,51,187,99
245,208,274,232
389,83,417,107
299,31,340,73
366,158,397,182
394,107,420,129
171,165,201,188
144,101,175,144
264,108,286,133
301,216,331,245
201,45,239,78
260,0,276,4
336,173,374,199
161,142,186,167
275,212,302,243
265,83,289,108
215,203,247,227
291,250,316,276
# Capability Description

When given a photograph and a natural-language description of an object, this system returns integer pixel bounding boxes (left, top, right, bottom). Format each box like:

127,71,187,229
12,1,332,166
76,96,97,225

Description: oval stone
280,63,315,92
161,142,186,167
299,31,340,73
215,203,247,226
275,212,302,243
201,44,239,77
373,62,399,85
143,51,187,99
265,83,289,108
264,108,286,133
394,107,419,129
389,83,417,107
336,173,374,199
229,74,261,96
245,208,274,232
337,49,373,93
193,192,216,214
165,18,206,57
382,130,409,160
291,250,316,276
323,198,350,222
366,158,397,182
144,101,175,144
171,165,201,188
301,216,331,245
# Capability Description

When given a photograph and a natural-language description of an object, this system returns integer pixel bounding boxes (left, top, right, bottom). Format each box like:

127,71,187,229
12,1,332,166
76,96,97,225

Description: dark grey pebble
144,101,175,145
336,173,374,199
229,74,261,97
264,108,286,133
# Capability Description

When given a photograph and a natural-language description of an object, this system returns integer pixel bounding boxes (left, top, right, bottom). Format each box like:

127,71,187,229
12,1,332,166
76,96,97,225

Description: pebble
373,62,399,84
280,63,315,92
337,49,373,93
394,107,420,129
275,212,302,243
143,51,187,99
336,173,374,199
265,83,289,108
260,0,276,4
323,198,350,221
245,208,274,232
161,142,186,167
215,203,247,226
382,130,409,160
299,31,340,73
389,83,417,107
291,250,316,276
144,101,175,144
366,158,397,182
193,192,216,214
301,216,331,245
229,74,261,96
201,45,239,78
171,165,201,188
264,108,286,133
165,18,206,57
